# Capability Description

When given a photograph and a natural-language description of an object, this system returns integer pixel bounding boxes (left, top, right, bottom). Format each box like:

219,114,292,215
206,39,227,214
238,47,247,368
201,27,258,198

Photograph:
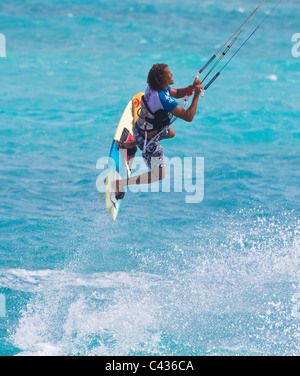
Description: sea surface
0,0,299,356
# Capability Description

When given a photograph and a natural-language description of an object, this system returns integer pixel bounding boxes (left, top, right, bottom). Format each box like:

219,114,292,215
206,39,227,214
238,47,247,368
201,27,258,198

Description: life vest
137,95,173,132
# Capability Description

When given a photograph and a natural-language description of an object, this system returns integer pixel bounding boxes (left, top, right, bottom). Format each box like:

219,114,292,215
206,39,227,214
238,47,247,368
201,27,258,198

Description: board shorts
133,122,170,169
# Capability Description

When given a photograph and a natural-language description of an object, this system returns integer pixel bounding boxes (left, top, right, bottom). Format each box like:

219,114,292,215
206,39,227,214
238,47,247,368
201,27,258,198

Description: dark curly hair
147,63,168,91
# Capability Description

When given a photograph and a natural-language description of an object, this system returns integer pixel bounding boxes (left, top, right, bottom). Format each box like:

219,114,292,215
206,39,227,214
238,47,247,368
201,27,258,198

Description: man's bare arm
171,80,203,122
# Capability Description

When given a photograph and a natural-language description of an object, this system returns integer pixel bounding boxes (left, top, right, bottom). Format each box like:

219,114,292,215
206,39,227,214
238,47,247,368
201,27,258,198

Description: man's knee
167,128,175,139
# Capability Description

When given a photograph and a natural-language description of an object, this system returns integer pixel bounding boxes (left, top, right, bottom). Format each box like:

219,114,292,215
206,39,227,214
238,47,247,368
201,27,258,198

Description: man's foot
111,190,125,204
111,180,126,204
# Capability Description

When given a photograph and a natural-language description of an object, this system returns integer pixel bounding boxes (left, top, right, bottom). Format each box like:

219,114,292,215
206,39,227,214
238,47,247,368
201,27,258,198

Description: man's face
163,66,174,86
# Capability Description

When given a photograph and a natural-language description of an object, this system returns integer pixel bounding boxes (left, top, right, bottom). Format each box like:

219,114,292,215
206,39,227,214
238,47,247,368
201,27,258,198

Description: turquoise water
0,0,299,356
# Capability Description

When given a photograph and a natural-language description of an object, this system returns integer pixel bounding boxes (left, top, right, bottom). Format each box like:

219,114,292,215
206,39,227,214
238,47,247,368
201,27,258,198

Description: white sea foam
2,269,164,355
5,212,299,356
267,74,278,81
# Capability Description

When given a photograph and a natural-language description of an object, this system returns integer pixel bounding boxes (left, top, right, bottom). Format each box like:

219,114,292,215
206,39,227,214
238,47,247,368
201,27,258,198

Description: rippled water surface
0,0,299,356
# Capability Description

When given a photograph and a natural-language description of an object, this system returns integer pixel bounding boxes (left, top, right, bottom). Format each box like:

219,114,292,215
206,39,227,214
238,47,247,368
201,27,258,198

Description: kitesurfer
113,63,203,197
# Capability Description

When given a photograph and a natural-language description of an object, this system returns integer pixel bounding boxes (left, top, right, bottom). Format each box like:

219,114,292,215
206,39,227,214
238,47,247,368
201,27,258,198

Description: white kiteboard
98,92,143,221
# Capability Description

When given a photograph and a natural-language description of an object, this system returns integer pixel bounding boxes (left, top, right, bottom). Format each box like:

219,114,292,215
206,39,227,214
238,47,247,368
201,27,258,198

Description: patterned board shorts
133,123,170,169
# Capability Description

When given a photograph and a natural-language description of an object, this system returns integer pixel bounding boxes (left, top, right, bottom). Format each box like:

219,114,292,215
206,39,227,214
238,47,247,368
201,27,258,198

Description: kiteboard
98,92,143,221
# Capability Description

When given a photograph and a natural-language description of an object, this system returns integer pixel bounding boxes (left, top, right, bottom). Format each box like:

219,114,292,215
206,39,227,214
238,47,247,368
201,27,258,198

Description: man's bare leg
113,167,165,194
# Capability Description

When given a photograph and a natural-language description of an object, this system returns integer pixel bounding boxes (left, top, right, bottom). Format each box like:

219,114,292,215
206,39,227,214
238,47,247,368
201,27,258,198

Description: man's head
147,63,174,91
